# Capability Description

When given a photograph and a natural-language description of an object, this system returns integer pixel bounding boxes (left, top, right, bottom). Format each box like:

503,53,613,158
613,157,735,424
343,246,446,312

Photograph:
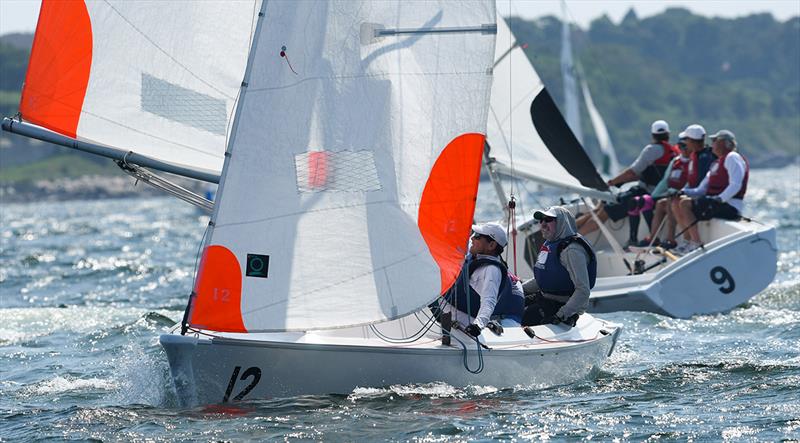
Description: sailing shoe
674,241,701,255
635,237,659,248
660,239,678,250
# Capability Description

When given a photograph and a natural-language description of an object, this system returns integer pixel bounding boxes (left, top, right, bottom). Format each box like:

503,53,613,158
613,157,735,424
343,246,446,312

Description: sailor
441,222,524,337
670,123,717,241
637,132,693,248
522,206,596,327
673,129,748,254
576,120,679,244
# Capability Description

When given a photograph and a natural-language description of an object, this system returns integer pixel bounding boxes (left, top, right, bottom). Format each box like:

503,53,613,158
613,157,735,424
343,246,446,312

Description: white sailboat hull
161,313,621,406
511,215,778,318
588,222,777,317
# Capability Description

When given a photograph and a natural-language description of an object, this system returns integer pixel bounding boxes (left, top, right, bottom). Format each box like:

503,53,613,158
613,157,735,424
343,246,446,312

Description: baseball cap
533,207,559,221
651,120,669,134
471,222,508,247
710,129,736,141
683,124,706,141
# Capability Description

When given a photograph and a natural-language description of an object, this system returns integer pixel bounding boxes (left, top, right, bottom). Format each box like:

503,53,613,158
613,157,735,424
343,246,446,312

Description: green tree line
508,8,800,166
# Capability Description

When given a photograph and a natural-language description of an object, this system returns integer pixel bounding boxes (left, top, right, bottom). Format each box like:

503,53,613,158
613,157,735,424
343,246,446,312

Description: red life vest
640,141,680,186
666,156,690,189
707,151,749,199
655,141,680,166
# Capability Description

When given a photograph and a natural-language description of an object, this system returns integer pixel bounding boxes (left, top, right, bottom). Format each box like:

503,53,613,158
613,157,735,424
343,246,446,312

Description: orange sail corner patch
418,133,485,294
189,245,246,332
20,0,93,138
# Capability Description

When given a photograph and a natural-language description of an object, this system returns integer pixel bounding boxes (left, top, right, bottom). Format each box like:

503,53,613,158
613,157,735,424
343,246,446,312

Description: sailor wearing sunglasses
522,206,597,327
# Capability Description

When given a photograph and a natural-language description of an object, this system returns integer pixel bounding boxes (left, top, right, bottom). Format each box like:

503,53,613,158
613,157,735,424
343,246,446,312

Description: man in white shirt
674,130,749,254
440,222,524,337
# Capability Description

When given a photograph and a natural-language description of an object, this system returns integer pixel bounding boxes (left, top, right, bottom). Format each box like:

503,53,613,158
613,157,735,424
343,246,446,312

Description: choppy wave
1,165,798,440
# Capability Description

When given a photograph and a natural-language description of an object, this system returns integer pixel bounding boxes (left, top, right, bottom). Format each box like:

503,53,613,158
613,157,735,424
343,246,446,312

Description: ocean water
1,164,798,441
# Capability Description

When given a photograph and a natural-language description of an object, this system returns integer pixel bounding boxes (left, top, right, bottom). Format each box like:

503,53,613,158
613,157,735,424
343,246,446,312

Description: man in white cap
576,120,679,244
673,129,749,254
441,222,524,337
680,123,716,190
522,206,596,327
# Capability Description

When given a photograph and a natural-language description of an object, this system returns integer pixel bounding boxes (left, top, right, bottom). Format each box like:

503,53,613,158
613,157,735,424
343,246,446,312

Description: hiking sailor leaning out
523,206,597,327
441,222,524,337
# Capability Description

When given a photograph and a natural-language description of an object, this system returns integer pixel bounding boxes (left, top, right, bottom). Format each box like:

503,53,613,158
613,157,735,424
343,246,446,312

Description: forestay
487,17,609,197
19,0,259,176
187,0,497,332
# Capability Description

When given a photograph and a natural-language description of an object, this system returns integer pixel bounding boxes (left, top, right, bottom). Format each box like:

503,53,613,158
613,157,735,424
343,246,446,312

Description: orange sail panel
189,245,246,332
19,0,93,138
418,133,485,294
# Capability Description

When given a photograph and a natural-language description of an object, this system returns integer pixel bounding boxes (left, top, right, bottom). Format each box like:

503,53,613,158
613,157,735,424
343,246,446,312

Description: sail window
141,73,227,136
294,151,381,193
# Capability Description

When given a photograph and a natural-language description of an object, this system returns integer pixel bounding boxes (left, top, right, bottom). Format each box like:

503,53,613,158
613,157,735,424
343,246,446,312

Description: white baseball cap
471,222,508,247
683,124,706,141
651,120,670,134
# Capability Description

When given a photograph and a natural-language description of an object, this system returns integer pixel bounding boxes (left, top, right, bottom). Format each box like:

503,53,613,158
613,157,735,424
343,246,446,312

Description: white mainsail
581,79,621,176
18,0,258,177
187,0,497,332
560,0,583,145
486,17,609,198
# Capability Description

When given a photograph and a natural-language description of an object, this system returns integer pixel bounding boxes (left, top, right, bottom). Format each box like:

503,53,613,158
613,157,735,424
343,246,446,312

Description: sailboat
484,16,777,318
556,0,620,178
4,1,621,405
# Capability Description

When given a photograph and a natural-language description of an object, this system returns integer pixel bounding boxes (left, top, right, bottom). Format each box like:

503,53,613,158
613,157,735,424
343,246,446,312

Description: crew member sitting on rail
522,207,596,327
673,130,749,254
440,222,524,337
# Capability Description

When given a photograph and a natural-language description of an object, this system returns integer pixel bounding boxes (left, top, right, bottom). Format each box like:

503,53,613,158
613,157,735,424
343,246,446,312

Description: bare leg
578,207,609,235
665,204,677,242
648,199,669,240
677,197,701,243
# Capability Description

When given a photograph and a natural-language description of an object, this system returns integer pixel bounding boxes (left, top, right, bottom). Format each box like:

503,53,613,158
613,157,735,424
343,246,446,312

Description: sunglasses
471,233,492,242
537,217,556,224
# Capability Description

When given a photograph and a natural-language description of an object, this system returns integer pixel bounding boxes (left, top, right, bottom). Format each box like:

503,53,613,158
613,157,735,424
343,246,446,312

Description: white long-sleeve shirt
442,254,523,329
682,151,746,213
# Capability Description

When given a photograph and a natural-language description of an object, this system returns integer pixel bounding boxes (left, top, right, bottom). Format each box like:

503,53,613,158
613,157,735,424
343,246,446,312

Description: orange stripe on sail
19,0,92,138
418,133,485,294
189,245,247,332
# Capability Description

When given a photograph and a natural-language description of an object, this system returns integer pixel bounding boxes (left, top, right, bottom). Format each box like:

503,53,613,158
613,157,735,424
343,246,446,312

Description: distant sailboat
4,0,621,405
559,0,620,176
484,15,777,319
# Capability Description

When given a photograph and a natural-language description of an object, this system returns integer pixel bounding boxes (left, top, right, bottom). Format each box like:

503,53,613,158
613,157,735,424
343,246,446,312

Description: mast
560,0,583,145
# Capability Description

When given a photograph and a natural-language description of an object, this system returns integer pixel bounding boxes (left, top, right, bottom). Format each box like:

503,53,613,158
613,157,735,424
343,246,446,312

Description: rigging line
506,3,517,200
451,334,484,374
101,0,235,99
78,107,223,160
368,305,442,344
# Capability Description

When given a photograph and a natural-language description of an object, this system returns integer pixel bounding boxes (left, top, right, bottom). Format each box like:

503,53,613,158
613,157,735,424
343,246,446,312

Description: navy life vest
533,235,597,297
640,141,680,186
449,257,523,323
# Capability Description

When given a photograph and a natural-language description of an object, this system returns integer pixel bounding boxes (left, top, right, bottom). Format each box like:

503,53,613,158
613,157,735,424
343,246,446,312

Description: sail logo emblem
246,254,270,278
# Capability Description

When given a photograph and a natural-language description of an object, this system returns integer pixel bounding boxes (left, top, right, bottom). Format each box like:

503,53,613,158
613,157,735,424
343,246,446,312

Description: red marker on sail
280,45,298,75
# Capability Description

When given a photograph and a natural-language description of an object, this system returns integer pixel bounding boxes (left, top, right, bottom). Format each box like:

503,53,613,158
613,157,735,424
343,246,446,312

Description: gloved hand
542,315,562,325
486,320,504,335
465,323,482,337
709,195,723,203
